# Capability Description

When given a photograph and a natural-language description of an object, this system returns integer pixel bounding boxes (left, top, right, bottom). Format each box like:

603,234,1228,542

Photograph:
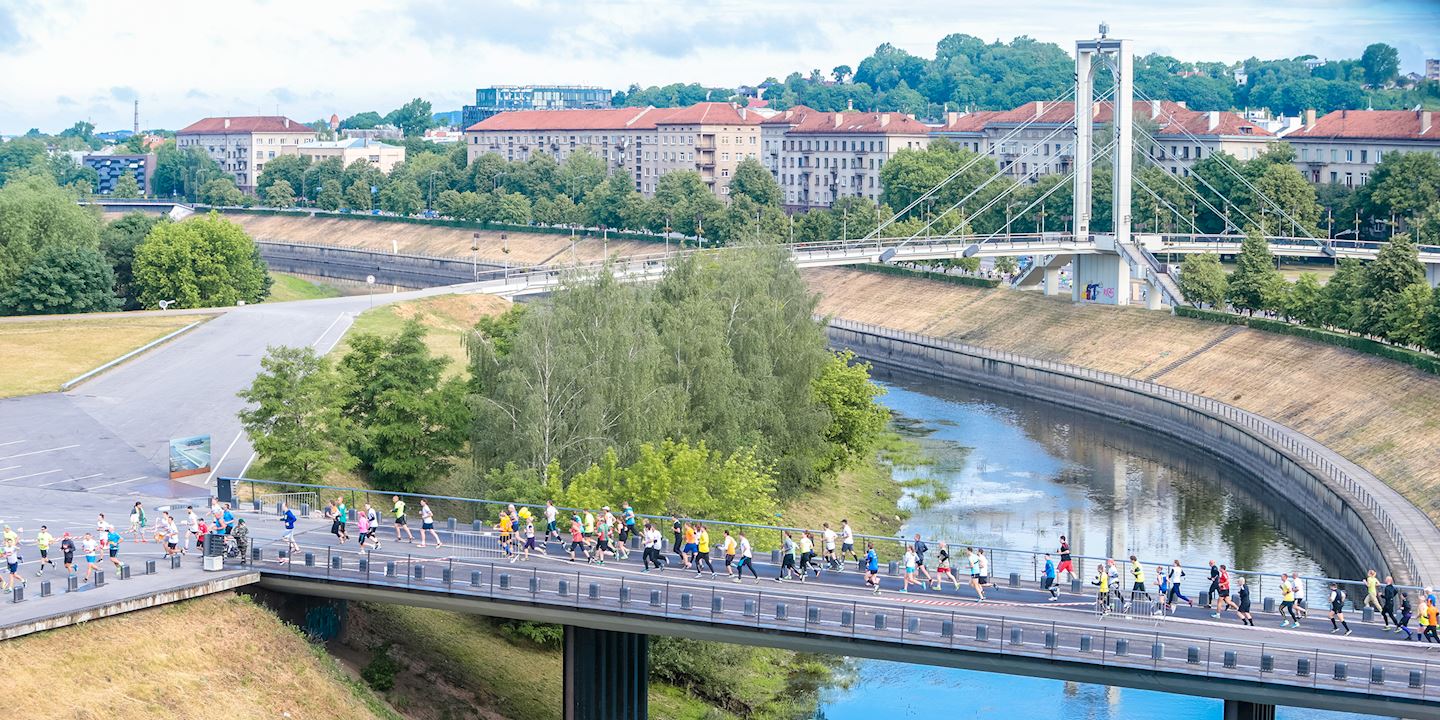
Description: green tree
316,179,343,211
345,179,373,211
1357,152,1440,227
339,111,383,130
583,172,645,230
0,138,48,186
812,350,888,475
650,171,723,237
110,172,142,198
1318,258,1366,331
1251,163,1321,235
1359,43,1400,86
200,177,245,206
728,158,783,208
0,173,101,289
301,157,346,203
993,256,1019,275
491,190,533,224
1358,235,1427,337
564,441,777,525
256,155,308,198
1382,283,1433,347
558,150,607,202
263,178,296,208
1225,229,1281,314
237,346,355,484
379,177,422,215
131,212,270,308
152,143,224,201
1177,253,1228,308
1285,273,1324,326
1425,288,1440,353
101,212,164,309
385,98,436,137
0,244,117,315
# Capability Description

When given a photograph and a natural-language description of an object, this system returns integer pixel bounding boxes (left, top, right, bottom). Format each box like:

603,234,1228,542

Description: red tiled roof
760,105,820,126
936,111,1002,133
177,116,315,134
652,102,761,126
1296,110,1439,140
786,110,932,135
969,101,1272,137
465,107,656,132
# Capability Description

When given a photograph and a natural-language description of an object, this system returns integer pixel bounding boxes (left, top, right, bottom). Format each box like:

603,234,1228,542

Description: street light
427,170,444,210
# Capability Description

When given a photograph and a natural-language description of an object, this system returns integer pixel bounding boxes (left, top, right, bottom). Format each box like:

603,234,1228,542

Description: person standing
1328,582,1352,635
129,502,148,543
732,532,757,583
33,526,54,576
1278,574,1301,628
863,543,881,595
419,500,443,548
1056,536,1075,583
1381,576,1399,631
392,496,414,543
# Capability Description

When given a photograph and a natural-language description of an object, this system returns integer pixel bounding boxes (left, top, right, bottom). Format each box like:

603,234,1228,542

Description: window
1330,171,1337,183
1345,149,1353,162
1360,149,1368,163
1345,172,1353,187
1331,149,1338,162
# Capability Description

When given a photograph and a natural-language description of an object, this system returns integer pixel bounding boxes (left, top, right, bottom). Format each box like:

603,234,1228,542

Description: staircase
1144,325,1243,381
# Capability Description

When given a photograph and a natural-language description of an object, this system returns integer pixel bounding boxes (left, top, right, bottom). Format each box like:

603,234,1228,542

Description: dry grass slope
805,267,1440,525
0,593,398,720
0,314,210,398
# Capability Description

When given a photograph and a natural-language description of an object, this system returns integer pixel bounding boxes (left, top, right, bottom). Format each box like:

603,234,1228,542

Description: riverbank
805,267,1440,530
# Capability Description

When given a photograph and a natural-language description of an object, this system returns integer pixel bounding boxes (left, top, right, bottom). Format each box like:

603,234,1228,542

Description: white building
765,107,931,209
176,116,316,193
1288,109,1439,187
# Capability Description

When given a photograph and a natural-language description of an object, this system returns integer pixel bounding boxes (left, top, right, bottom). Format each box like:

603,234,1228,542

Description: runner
693,524,714,578
543,501,560,544
732,532,757,583
568,515,586,563
591,519,611,566
1166,561,1192,608
934,542,961,591
1056,536,1075,583
1211,564,1234,618
1,525,16,547
1424,598,1440,643
2,540,24,592
1129,555,1152,604
821,523,838,571
911,534,933,585
1093,563,1111,615
1381,576,1399,630
722,529,737,577
797,530,817,578
1327,582,1352,635
418,500,442,548
355,506,373,551
619,502,636,551
1292,572,1308,618
1235,576,1254,626
129,502,148,543
1278,573,1301,628
613,507,630,561
187,506,201,552
334,500,349,542
1205,560,1220,608
1156,566,1171,613
681,522,698,570
515,517,535,563
1419,596,1433,642
976,549,992,595
60,533,76,576
96,514,113,550
965,548,986,601
1397,592,1414,640
1363,570,1383,615
900,544,919,594
777,532,802,582
392,496,415,543
1040,552,1059,600
163,513,182,560
496,510,514,558
863,542,881,595
33,526,54,576
1106,559,1126,612
839,520,858,571
80,532,99,582
670,516,682,566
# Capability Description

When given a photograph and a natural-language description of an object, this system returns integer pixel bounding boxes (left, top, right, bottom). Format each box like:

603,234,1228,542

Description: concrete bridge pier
1071,253,1129,305
1427,261,1440,288
564,625,648,720
1223,699,1275,720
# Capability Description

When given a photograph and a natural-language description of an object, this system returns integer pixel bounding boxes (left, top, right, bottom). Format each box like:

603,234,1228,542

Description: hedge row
206,206,667,244
854,263,1001,289
1173,305,1440,376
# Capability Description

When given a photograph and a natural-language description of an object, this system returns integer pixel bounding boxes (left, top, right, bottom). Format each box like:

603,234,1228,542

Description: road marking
0,466,20,474
317,313,352,356
238,452,257,478
84,476,148,490
36,472,103,488
203,433,243,486
311,312,346,348
0,469,63,482
0,444,79,461
0,440,24,447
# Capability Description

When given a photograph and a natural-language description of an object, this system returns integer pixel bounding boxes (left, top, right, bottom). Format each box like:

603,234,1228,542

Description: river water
813,368,1385,720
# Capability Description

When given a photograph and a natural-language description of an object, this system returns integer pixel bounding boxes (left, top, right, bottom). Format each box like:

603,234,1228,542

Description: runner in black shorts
60,533,76,576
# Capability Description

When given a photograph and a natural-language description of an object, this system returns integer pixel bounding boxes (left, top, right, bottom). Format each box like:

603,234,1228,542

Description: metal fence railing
825,319,1434,588
256,542,1439,707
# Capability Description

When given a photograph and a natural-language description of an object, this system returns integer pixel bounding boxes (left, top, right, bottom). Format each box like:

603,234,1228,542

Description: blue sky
0,0,1436,134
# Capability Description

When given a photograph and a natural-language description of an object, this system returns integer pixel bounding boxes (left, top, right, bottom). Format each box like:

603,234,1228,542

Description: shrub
1173,305,1440,375
854,263,1000,288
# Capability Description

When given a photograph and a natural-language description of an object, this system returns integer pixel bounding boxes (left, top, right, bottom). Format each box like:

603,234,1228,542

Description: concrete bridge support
1223,699,1275,720
1071,253,1130,305
1428,261,1440,288
564,625,648,720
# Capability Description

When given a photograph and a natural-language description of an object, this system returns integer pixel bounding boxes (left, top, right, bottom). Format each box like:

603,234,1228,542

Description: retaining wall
257,240,511,289
827,319,1420,585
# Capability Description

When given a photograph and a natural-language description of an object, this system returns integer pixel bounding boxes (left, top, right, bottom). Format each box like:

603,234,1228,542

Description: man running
1211,564,1234,618
1041,553,1059,601
1292,572,1308,618
1205,560,1220,608
1235,577,1254,626
681,522,698,570
278,503,299,561
821,523,839,571
1167,561,1191,608
419,500,442,548
392,496,414,543
80,532,100,582
976,549,992,595
911,534,933,585
1279,574,1302,628
543,501,560,544
839,520,858,571
2,540,24,591
693,525,714,578
722,529,736,577
670,516,683,566
1129,555,1152,604
1056,536,1075,583
620,502,636,551
163,513,182,560
863,542,881,595
60,533,76,576
1424,598,1440,643
732,532,757,583
1381,576,1399,631
778,532,802,582
33,526,54,576
1327,582,1352,635
1398,592,1414,640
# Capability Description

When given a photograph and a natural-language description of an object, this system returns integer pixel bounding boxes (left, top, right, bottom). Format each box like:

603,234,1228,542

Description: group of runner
308,495,442,561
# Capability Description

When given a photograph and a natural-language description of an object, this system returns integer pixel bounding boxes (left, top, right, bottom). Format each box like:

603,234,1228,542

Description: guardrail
258,542,1439,708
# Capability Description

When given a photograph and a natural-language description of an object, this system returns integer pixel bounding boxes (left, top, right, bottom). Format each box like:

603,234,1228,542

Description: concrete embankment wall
258,241,510,289
827,319,1409,584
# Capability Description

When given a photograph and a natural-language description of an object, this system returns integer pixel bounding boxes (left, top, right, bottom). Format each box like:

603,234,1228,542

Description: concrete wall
257,241,511,289
827,320,1410,584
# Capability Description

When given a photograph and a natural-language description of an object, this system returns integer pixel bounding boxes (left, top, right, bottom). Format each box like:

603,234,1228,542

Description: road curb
60,320,207,391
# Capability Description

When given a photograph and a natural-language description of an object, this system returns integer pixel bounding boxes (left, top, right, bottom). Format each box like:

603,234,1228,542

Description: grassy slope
0,314,209,398
267,271,345,302
338,293,512,375
0,593,399,720
806,266,1440,525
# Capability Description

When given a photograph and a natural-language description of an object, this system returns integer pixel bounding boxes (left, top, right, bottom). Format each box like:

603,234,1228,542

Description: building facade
1427,59,1440,81
767,108,931,209
1287,109,1439,187
461,85,613,129
176,116,316,193
278,138,406,174
83,153,157,196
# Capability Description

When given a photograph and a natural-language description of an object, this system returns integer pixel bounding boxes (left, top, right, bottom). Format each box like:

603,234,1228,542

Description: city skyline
1,0,1437,134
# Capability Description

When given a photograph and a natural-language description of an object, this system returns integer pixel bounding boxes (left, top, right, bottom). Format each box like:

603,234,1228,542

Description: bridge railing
256,541,1438,704
826,319,1428,586
224,475,1425,614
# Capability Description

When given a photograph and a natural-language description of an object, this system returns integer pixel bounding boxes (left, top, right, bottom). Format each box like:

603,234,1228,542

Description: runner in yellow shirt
722,530,738,578
33,526,54,576
693,524,715,578
496,513,514,557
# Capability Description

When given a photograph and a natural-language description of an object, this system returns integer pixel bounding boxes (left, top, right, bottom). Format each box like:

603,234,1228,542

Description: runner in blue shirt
280,502,300,560
864,543,881,595
1042,553,1058,601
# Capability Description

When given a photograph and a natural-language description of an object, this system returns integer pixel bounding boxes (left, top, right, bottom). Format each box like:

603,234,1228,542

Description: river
812,367,1387,720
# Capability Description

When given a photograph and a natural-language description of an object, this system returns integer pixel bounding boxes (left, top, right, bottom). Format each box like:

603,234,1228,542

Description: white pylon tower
1072,24,1134,303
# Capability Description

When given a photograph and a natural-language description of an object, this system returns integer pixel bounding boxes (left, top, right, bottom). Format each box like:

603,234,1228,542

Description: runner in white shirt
821,523,839,571
731,533,757,582
418,500,443,548
544,502,559,543
839,520,857,571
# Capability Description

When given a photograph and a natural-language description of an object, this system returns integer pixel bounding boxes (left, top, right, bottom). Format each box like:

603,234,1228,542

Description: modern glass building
462,85,613,128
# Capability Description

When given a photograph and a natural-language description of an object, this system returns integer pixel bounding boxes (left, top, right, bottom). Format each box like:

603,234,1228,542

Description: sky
1,0,1437,135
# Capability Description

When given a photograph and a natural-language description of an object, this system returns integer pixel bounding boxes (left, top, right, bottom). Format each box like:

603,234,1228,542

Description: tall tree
256,155,309,198
1318,258,1366,331
316,179,343,211
1285,272,1324,326
1358,235,1427,337
812,350,888,475
1357,151,1440,227
0,244,117,315
728,158,783,208
237,346,355,484
1383,284,1433,347
1359,43,1400,86
200,178,245,206
110,172,142,198
379,177,423,215
263,179,296,208
0,173,101,289
1225,229,1282,314
345,179,373,211
131,212,270,308
100,212,164,309
386,98,436,137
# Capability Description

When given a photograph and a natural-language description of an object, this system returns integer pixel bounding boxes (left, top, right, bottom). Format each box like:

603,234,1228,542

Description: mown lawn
0,314,210,398
266,272,345,302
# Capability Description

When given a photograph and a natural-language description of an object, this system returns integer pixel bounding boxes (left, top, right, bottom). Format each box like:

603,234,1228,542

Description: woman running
901,544,919,594
966,548,986,601
1093,563,1111,615
418,500,443,548
777,532,803,582
1167,560,1192,608
934,542,961,591
1235,576,1254,626
693,525,714,578
129,502,148,543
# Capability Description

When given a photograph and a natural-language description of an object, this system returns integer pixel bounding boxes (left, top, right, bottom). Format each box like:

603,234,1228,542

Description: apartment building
278,138,407,174
461,85,613,129
1427,59,1439,82
463,103,763,197
176,116,316,192
1287,109,1439,187
932,100,1273,181
767,108,931,209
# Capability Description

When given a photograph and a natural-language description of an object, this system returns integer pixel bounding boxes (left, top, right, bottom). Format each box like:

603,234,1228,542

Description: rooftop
297,138,393,150
786,110,932,135
1294,109,1439,141
178,116,315,134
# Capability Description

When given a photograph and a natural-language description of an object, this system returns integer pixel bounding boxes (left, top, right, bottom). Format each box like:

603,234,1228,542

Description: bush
496,620,563,648
854,262,1001,288
1173,305,1440,375
360,644,400,692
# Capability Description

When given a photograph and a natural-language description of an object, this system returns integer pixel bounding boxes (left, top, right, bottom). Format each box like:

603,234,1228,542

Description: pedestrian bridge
220,479,1439,720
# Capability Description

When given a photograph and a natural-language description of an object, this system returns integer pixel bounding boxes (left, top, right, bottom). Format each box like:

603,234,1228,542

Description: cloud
0,3,29,53
56,95,77,106
110,86,138,102
268,87,298,104
185,88,213,100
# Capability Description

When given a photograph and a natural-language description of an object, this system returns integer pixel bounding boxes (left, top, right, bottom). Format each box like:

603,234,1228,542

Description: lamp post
427,170,444,210
471,232,479,280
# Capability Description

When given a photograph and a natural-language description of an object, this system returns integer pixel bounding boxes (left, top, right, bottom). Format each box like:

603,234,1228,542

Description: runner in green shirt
392,496,414,543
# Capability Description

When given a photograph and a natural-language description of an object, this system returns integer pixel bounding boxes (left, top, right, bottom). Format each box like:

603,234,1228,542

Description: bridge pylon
1072,25,1135,306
